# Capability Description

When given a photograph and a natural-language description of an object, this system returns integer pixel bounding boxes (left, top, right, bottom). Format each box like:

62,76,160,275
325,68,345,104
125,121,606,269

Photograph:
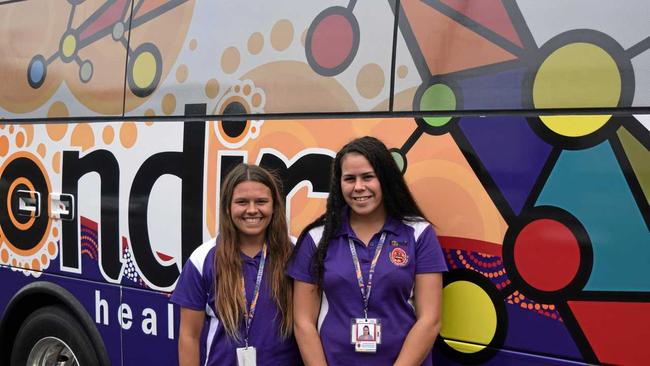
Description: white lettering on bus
142,308,157,336
95,290,173,339
119,303,133,330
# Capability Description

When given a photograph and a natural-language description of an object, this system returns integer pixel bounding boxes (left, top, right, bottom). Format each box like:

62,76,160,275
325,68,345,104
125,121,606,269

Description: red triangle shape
568,300,650,365
134,0,167,18
401,0,517,75
79,0,130,42
440,0,523,47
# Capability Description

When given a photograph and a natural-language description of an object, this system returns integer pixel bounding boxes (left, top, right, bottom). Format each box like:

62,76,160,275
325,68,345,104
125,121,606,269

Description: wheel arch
0,281,111,366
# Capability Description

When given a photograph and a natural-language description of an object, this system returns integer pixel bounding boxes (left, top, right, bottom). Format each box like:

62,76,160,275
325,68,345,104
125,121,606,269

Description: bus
0,0,648,364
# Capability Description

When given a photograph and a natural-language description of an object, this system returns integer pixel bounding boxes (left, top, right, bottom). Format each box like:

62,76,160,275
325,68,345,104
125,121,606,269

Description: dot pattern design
506,290,562,322
445,249,511,290
122,240,148,288
0,124,57,277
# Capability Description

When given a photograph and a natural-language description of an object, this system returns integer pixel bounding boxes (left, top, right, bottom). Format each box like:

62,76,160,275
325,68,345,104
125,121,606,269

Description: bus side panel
201,116,650,365
46,274,123,366
433,343,589,366
0,267,31,315
393,0,649,112
124,0,396,116
121,287,179,365
0,268,122,366
0,120,191,363
3,1,649,119
0,0,130,119
0,120,188,292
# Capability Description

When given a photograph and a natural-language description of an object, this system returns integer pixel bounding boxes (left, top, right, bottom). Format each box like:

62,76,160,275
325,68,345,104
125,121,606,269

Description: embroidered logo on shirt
389,247,409,266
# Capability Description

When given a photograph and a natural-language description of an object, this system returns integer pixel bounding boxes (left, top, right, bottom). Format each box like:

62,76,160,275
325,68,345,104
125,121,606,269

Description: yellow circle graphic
533,43,621,137
62,34,77,58
539,115,610,137
133,52,157,89
441,280,497,353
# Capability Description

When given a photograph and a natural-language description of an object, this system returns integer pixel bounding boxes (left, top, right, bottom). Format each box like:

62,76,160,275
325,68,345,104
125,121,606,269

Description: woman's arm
293,280,328,366
178,307,206,366
394,273,443,366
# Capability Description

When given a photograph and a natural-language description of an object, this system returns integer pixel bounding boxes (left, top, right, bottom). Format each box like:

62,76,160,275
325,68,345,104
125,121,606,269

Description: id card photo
351,318,381,353
357,323,376,341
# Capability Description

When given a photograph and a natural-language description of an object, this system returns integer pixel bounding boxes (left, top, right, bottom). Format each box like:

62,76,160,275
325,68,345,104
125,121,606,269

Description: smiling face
230,181,273,244
340,152,385,222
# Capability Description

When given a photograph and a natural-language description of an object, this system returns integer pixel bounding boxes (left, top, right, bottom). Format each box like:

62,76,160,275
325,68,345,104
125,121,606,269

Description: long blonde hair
215,164,293,339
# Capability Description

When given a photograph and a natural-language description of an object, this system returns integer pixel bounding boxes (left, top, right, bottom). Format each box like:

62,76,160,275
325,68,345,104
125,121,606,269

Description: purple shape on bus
457,67,527,110
458,116,552,215
504,303,583,360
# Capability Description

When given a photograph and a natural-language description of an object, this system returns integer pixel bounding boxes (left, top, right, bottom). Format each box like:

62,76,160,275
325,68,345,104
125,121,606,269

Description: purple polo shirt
171,238,301,366
288,213,448,366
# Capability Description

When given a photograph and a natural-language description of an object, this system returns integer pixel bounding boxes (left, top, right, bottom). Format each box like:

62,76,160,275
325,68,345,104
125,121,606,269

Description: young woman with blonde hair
172,163,300,365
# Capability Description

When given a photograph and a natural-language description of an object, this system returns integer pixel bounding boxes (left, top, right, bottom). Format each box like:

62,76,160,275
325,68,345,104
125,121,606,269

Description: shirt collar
334,206,400,238
216,235,265,262
240,249,263,264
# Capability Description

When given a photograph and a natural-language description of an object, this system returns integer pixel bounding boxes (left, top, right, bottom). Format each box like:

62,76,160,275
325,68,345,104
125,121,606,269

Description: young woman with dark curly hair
289,136,447,366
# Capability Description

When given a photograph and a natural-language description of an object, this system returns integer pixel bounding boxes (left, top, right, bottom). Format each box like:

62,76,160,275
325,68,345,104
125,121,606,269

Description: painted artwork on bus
0,0,648,365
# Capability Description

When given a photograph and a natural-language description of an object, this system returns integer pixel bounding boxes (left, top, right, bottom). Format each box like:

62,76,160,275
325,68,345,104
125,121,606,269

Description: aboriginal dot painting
0,0,648,365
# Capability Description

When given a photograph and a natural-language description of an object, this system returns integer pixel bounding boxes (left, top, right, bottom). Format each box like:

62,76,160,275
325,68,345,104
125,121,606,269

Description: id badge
236,346,257,366
351,318,381,353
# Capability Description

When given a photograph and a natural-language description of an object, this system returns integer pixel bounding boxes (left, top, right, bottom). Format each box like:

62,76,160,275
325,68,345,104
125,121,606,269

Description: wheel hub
27,337,79,366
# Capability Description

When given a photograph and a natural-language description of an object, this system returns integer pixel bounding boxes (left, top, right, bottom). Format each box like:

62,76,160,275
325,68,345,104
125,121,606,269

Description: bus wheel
10,305,100,366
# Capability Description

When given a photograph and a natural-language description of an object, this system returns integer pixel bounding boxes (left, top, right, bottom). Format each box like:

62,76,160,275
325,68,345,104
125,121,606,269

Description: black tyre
10,305,100,366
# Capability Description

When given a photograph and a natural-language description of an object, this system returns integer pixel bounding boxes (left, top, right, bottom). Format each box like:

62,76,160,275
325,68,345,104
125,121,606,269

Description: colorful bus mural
0,0,648,364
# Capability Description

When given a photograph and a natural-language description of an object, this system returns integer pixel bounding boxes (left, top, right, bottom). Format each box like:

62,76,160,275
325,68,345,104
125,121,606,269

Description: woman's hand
394,273,443,366
293,280,328,366
178,307,205,366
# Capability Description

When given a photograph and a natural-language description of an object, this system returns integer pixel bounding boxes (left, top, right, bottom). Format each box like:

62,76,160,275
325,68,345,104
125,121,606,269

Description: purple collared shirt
288,214,448,366
171,238,301,366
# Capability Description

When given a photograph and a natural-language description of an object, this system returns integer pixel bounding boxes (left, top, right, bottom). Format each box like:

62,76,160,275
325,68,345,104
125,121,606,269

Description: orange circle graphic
0,152,52,257
7,177,37,231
